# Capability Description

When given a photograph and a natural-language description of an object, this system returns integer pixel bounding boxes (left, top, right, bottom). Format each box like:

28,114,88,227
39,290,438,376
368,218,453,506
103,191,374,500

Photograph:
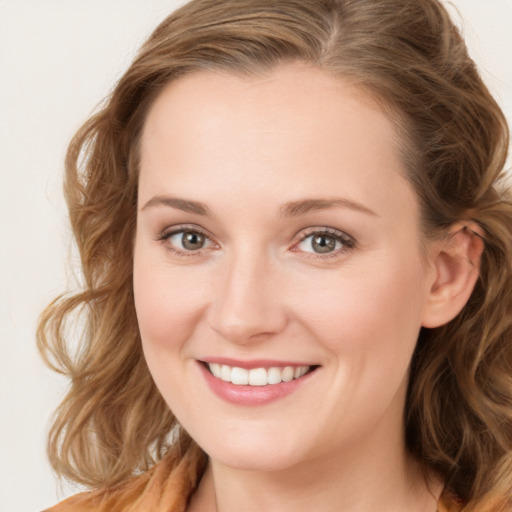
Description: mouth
202,361,318,386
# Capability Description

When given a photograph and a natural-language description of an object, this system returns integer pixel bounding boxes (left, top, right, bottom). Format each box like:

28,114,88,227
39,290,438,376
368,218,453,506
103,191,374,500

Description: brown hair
38,0,512,509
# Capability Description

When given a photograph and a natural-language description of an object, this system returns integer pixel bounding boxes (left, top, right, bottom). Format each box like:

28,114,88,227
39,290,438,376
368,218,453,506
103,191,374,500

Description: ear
422,222,484,328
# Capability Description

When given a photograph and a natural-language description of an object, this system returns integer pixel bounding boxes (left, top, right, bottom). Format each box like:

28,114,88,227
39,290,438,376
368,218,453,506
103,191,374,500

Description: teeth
294,366,308,378
221,365,231,382
248,368,267,386
209,363,221,378
231,367,249,385
208,363,311,386
282,366,294,382
267,367,282,385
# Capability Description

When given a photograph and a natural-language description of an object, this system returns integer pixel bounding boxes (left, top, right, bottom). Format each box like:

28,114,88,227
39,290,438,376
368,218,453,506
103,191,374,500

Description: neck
189,422,442,512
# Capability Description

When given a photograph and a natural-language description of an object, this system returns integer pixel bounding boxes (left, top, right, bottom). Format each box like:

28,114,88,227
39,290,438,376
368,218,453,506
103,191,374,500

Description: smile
198,360,319,406
207,363,310,386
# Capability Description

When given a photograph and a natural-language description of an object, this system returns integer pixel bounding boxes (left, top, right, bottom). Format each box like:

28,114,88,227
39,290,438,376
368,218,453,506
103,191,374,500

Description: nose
206,250,288,344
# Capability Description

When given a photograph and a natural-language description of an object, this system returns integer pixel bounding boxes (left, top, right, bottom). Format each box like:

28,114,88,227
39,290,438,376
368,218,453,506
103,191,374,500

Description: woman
39,0,512,510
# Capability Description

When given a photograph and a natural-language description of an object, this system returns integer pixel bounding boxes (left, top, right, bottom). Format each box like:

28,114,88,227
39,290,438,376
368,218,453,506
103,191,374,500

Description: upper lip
199,357,317,370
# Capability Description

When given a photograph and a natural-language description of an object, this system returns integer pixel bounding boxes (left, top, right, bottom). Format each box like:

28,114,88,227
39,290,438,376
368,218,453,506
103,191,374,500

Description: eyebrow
141,195,211,216
280,198,378,217
141,195,378,218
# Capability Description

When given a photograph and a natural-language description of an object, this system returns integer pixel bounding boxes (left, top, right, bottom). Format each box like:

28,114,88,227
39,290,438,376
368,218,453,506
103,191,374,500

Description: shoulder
42,490,107,512
437,489,465,512
44,449,204,512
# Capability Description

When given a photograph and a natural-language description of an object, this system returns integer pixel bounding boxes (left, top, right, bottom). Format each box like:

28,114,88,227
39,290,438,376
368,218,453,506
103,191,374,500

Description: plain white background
0,1,510,511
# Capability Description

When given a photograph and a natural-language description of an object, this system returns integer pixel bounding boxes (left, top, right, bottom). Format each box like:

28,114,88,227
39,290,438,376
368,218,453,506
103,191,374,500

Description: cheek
294,258,428,434
295,257,428,364
133,251,208,361
132,253,214,419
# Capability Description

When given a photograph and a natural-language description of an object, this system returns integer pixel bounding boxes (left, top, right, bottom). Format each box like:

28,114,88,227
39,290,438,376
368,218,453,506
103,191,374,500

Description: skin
133,63,481,511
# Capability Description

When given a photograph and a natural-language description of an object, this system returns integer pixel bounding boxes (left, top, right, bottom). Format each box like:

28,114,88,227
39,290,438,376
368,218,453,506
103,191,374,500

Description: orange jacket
44,453,463,512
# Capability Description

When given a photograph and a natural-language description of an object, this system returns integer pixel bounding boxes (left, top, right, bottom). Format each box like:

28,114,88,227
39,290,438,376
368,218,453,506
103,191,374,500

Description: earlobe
422,222,485,328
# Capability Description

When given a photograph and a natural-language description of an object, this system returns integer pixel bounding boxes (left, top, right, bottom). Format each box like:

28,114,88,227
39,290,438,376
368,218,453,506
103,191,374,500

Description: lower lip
198,363,315,406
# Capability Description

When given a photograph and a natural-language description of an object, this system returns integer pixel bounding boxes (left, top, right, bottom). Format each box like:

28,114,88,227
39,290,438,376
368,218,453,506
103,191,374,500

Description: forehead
141,64,394,151
138,63,414,219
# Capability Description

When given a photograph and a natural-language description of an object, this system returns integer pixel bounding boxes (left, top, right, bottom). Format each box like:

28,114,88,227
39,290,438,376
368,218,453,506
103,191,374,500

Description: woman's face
134,64,436,471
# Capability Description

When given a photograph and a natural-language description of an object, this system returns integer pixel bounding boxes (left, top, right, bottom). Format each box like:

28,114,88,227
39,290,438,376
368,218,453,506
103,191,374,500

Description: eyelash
293,227,356,258
157,224,215,258
157,225,357,259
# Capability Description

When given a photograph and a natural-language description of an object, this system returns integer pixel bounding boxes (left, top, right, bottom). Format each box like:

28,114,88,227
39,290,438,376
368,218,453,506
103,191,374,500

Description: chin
194,430,309,473
209,449,304,473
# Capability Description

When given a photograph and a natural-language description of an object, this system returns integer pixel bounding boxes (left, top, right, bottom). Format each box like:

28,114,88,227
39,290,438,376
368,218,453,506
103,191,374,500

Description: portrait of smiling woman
36,0,512,511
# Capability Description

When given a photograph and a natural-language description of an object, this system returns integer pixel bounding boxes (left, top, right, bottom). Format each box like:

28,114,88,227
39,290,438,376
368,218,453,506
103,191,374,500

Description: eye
294,229,355,255
170,230,208,251
160,227,216,255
